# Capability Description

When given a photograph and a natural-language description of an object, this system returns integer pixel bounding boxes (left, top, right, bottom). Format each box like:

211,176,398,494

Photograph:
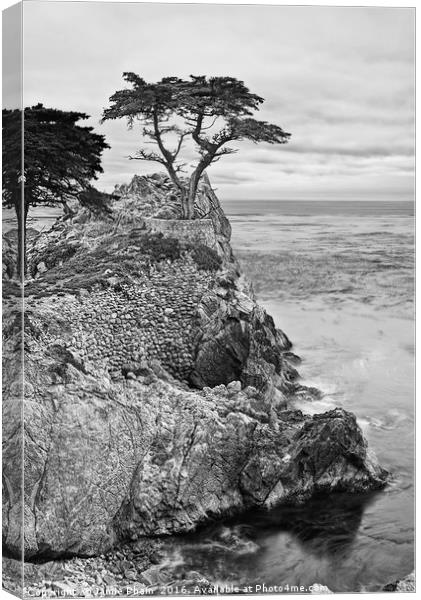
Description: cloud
21,2,414,200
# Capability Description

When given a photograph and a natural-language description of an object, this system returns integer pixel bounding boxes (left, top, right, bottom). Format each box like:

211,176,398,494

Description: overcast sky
18,1,414,200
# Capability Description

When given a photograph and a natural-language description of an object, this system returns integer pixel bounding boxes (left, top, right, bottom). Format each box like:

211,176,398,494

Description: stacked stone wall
30,259,211,383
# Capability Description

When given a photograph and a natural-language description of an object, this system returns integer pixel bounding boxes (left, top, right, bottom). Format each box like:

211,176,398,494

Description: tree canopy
102,75,290,218
2,103,109,277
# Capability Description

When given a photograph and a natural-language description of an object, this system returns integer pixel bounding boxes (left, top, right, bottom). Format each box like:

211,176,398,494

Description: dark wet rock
293,385,323,401
190,317,250,388
282,351,302,365
191,274,297,397
383,571,415,592
285,408,389,496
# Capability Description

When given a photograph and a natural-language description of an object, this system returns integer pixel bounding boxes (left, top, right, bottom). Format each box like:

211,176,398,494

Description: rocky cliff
2,173,387,566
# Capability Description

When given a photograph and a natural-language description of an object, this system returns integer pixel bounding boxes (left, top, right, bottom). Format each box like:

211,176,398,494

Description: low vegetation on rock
190,243,222,271
136,231,182,263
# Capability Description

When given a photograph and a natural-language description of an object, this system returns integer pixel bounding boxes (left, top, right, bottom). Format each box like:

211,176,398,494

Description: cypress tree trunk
187,170,202,220
15,198,28,281
180,188,189,219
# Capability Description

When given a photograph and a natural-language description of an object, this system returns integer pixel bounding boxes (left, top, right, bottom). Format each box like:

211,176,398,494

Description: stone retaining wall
32,259,211,383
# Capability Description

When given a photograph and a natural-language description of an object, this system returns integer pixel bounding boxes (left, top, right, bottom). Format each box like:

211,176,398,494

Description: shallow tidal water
164,199,415,593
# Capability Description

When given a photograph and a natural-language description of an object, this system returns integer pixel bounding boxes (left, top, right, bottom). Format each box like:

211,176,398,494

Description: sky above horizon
14,1,415,200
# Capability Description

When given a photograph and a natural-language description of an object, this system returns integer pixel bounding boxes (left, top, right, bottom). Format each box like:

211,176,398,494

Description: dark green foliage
30,241,78,277
102,74,290,219
2,104,109,211
24,231,184,299
137,232,181,263
190,244,222,271
79,186,114,218
2,103,109,277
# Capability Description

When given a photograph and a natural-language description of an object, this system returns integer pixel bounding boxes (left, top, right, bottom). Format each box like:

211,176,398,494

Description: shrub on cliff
79,186,114,218
30,240,79,278
190,244,222,271
138,232,181,263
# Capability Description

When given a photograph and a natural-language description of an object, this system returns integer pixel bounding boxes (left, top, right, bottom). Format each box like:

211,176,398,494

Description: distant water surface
224,198,414,217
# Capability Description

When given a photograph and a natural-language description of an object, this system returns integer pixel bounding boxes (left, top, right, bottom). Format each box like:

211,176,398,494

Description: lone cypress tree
102,74,291,218
2,103,109,278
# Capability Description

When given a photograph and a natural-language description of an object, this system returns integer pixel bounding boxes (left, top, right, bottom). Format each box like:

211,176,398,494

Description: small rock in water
383,571,415,592
282,351,302,365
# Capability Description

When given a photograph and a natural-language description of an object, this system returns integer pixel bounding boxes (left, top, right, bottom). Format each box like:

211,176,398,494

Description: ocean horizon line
222,198,414,203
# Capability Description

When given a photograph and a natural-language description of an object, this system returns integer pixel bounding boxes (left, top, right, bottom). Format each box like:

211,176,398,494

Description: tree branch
173,132,188,160
152,111,175,164
127,149,167,165
201,116,219,131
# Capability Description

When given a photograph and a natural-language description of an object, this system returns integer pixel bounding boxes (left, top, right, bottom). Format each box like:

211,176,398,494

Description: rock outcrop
383,571,415,592
2,173,388,562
